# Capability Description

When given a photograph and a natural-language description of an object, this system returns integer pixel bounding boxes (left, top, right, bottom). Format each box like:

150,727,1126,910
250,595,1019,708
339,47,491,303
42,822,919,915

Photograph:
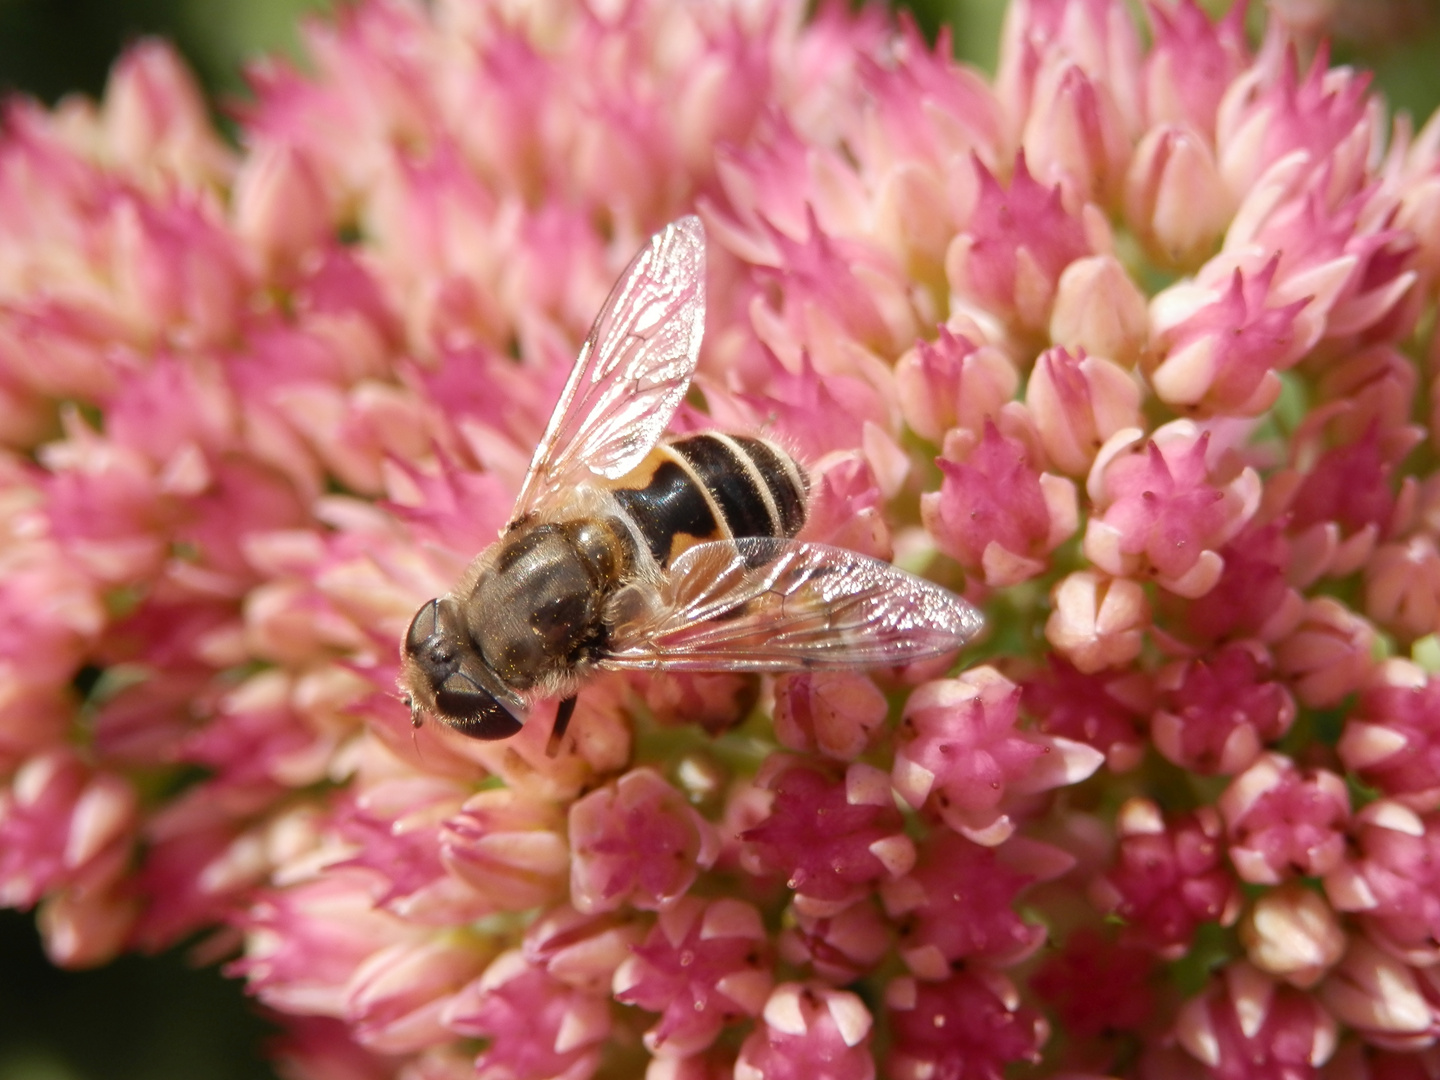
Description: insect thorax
466,516,636,694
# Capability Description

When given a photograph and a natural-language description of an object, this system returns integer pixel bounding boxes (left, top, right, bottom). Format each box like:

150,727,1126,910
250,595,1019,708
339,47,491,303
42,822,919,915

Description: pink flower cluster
4,0,1440,1076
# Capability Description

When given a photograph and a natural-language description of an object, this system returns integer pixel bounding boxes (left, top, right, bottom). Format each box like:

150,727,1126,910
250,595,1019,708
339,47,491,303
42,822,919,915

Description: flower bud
894,327,1018,444
1028,346,1143,479
1240,882,1346,988
1220,754,1349,883
1177,962,1337,1074
736,983,876,1080
569,768,719,914
1319,936,1439,1049
1273,597,1380,708
1048,257,1149,370
1124,124,1232,269
614,896,773,1058
922,417,1078,587
1045,570,1148,673
1022,61,1132,208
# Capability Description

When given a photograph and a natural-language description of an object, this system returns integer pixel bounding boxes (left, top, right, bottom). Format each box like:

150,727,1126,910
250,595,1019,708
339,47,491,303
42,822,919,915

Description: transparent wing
599,538,984,672
509,216,707,525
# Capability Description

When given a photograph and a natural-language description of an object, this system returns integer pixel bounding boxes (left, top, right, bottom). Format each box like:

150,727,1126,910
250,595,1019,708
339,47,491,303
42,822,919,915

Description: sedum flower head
5,0,1440,1077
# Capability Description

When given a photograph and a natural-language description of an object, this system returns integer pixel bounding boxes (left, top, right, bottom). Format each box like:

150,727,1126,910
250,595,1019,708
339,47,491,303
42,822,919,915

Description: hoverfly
399,216,982,747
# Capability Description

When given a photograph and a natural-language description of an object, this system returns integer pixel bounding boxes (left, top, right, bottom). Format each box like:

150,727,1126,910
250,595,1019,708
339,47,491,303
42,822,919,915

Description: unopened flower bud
1240,882,1346,988
1124,124,1232,269
1045,570,1148,673
1048,255,1148,368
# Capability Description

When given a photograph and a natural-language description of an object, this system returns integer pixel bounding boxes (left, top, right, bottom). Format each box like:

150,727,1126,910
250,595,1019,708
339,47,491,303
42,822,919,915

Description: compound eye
405,598,443,654
435,675,524,740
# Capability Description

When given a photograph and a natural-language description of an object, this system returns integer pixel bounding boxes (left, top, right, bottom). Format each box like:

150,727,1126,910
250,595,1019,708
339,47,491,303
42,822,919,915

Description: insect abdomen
608,433,808,566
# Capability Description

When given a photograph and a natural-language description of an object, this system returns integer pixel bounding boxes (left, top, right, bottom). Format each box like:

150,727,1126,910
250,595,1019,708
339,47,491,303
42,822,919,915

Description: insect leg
546,695,579,757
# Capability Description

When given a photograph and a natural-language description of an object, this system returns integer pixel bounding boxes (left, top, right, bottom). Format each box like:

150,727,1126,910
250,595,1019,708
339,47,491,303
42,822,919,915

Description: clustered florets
2,0,1440,1077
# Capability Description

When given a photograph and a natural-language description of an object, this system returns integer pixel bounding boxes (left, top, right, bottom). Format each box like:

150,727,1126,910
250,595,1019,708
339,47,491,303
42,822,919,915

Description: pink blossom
796,455,895,563
1240,882,1347,989
922,419,1078,587
854,17,1004,195
0,749,139,967
35,877,139,969
346,936,489,1054
1125,122,1234,270
569,768,719,915
735,983,875,1080
1176,962,1338,1077
236,872,416,1019
1084,421,1261,597
613,896,773,1057
1273,597,1380,708
638,671,760,737
264,1016,398,1080
1324,1045,1440,1080
1161,523,1307,646
1026,345,1144,476
879,831,1063,976
893,667,1103,845
1217,41,1379,206
1340,661,1440,810
777,900,891,985
770,671,888,761
521,904,644,997
1091,799,1242,958
1021,656,1150,771
1152,645,1297,776
1148,259,1311,415
131,808,258,952
1319,936,1440,1051
1282,425,1401,577
946,154,1100,337
740,760,912,912
1044,569,1149,672
1031,928,1158,1041
998,0,1145,138
885,968,1046,1080
1315,346,1422,465
1324,800,1440,967
1142,0,1251,135
444,951,609,1080
1230,184,1418,349
750,214,918,359
704,352,893,468
1021,58,1133,208
366,784,566,927
100,40,234,188
1366,536,1440,642
1220,754,1350,884
328,781,479,924
0,749,136,914
893,327,1018,447
0,547,103,767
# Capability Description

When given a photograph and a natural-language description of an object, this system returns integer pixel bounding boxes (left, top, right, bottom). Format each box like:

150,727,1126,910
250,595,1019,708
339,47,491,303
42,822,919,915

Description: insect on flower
399,216,983,746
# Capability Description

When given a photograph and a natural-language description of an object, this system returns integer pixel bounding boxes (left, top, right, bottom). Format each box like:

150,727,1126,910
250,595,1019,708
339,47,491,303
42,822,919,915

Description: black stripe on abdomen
730,436,807,538
676,433,808,540
670,433,776,539
611,458,720,566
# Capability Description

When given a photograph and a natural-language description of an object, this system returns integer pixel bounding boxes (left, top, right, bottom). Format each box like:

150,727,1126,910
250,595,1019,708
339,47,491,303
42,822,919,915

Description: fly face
400,597,524,740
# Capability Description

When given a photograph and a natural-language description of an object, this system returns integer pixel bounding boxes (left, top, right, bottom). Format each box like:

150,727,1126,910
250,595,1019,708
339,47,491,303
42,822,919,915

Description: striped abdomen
607,433,808,566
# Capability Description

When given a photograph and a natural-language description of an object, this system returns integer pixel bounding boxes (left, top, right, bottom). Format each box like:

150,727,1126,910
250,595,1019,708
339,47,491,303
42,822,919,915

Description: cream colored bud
1240,883,1346,988
1125,124,1231,271
1049,255,1149,370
